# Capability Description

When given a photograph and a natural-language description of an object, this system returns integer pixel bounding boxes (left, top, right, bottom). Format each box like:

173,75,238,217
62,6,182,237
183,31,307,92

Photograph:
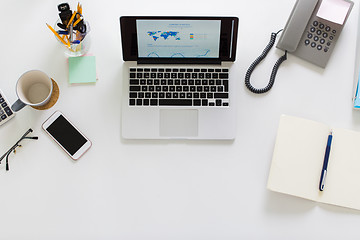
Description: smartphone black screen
46,115,87,155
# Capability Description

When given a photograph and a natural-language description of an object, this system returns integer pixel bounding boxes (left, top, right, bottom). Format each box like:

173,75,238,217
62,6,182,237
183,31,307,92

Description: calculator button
4,107,13,116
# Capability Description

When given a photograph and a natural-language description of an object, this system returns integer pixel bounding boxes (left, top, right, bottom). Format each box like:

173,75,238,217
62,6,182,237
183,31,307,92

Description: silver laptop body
120,16,239,139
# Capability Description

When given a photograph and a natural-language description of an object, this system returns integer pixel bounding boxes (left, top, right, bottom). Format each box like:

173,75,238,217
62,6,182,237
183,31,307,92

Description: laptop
120,16,239,139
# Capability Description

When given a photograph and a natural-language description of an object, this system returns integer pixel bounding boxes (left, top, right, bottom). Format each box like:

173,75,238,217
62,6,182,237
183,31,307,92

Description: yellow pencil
46,23,70,47
77,3,82,15
73,16,82,27
66,10,77,29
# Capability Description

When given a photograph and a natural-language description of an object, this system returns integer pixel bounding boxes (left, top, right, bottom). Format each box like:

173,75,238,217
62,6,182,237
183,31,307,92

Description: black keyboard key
159,99,192,106
214,93,229,98
130,86,141,91
202,99,208,106
193,99,201,106
219,73,229,79
129,99,135,105
130,79,139,85
130,73,136,78
150,99,158,106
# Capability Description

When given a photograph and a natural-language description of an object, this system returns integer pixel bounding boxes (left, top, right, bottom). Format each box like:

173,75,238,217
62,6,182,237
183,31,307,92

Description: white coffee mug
11,70,53,112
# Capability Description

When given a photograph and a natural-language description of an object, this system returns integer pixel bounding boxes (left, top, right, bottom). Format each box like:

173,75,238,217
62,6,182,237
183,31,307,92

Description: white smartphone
42,111,91,160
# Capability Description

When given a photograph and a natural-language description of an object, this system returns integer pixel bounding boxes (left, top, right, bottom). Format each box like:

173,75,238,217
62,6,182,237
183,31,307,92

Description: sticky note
316,0,352,25
68,56,96,84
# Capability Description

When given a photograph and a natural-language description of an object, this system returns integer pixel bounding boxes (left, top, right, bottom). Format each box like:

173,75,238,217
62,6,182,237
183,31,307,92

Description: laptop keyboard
129,67,229,107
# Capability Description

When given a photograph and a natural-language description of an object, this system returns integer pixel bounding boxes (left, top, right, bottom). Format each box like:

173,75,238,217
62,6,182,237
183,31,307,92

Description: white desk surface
1,0,360,239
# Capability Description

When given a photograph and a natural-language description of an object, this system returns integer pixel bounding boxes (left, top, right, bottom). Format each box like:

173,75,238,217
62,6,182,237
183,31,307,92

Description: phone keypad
304,20,336,53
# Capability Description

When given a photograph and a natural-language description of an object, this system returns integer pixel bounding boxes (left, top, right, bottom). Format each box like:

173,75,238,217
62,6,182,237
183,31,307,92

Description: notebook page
267,115,330,202
319,127,360,210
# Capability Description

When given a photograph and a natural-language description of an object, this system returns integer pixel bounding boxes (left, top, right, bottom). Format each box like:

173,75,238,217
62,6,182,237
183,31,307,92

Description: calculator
0,90,15,125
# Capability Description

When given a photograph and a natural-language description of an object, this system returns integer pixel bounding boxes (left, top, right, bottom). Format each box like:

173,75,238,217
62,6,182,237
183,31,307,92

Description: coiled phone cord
245,30,288,94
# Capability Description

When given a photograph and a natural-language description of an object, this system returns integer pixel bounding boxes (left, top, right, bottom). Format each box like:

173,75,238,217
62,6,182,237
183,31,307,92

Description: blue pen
319,131,333,191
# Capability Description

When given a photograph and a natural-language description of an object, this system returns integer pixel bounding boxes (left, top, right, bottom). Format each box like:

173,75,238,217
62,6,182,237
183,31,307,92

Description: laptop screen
136,20,221,59
120,16,239,63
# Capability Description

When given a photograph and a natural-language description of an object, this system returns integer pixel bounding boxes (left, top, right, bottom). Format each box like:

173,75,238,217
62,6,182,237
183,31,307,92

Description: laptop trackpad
160,109,198,137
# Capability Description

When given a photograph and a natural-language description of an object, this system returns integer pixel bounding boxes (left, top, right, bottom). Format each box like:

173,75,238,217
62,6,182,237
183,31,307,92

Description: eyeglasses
0,128,38,171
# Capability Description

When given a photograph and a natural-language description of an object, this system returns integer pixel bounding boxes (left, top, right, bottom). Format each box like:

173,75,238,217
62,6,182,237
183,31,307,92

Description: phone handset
276,0,318,52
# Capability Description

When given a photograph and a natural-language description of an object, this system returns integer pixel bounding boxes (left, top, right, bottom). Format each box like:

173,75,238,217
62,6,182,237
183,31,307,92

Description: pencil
46,23,70,47
73,16,82,27
66,11,77,29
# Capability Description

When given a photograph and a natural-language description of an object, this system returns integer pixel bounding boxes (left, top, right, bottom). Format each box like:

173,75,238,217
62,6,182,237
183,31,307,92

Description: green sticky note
68,56,96,84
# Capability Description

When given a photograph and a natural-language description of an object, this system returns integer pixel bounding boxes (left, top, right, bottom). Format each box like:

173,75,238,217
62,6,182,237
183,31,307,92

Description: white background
0,0,360,239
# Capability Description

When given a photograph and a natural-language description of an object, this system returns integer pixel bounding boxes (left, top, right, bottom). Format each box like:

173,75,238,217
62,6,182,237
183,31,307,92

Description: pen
319,131,333,191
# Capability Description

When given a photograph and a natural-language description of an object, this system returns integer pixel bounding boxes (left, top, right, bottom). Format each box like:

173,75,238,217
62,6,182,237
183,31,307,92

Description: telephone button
316,30,322,35
310,27,316,33
325,26,331,32
317,45,322,51
323,33,328,38
319,24,325,29
311,42,316,48
320,39,325,44
307,33,313,39
305,39,310,45
314,36,319,41
313,21,319,26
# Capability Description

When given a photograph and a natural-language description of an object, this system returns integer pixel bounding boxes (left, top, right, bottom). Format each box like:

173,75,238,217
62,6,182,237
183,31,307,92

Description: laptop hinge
137,58,221,65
